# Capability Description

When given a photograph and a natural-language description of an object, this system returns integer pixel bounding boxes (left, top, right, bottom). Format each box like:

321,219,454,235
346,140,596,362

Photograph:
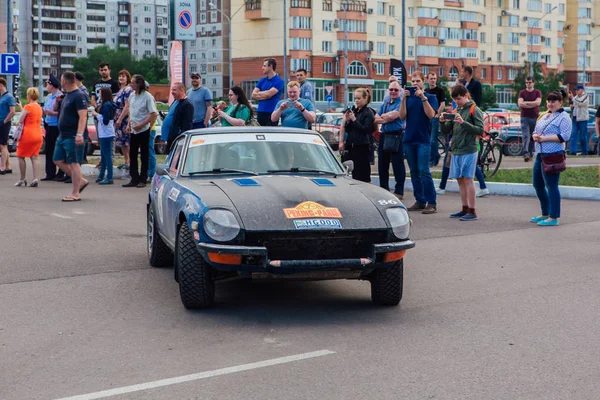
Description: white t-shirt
96,114,115,139
128,91,158,134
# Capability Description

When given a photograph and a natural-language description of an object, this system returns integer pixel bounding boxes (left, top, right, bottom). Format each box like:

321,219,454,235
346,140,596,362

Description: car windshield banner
390,58,407,88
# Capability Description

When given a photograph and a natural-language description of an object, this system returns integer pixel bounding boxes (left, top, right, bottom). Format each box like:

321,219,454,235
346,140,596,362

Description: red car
483,112,521,133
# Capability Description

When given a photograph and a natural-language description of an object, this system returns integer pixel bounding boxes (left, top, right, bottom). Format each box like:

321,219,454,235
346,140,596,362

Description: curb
81,164,130,180
370,177,600,201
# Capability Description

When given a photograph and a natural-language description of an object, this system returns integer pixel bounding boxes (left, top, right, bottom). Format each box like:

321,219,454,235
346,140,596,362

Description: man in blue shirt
252,58,285,126
0,78,16,174
41,75,63,180
399,71,439,214
271,81,315,128
375,80,405,199
186,72,213,129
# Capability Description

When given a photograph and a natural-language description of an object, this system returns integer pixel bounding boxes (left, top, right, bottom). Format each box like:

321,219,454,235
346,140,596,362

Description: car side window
169,140,185,175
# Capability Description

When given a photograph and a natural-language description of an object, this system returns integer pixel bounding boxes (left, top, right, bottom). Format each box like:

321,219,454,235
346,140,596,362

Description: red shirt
519,89,542,119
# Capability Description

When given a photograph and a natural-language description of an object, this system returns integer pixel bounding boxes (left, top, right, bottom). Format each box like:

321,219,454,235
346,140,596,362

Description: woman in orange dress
15,88,43,187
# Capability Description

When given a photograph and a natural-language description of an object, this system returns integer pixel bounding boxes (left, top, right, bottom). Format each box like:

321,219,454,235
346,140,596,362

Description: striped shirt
533,110,571,154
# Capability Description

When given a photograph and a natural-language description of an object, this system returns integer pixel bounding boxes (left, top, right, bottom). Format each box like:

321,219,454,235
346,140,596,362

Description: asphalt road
1,174,600,400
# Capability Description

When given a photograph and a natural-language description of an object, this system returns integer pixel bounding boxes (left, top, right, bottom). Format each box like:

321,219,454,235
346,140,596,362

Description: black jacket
466,78,483,107
344,106,375,146
169,98,194,141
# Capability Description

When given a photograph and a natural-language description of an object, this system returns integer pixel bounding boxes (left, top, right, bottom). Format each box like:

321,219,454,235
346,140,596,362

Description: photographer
338,88,375,182
271,81,315,128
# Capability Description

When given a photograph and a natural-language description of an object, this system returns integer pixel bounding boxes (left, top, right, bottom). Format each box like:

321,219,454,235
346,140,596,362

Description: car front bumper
197,240,415,273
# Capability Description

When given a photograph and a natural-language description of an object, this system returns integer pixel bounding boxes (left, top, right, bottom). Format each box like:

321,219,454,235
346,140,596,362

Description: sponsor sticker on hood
283,201,342,219
294,219,342,230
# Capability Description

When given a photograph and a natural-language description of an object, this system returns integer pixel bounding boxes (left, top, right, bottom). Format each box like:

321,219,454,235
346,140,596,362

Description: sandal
79,181,89,193
14,179,27,187
29,179,39,187
61,196,81,202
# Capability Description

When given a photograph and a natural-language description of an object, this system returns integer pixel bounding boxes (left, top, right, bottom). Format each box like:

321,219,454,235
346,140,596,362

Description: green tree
510,62,564,109
72,46,168,89
481,86,498,111
17,70,29,99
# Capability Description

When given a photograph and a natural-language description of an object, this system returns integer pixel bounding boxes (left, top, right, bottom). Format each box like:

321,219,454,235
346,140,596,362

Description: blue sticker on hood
233,178,261,186
311,178,335,186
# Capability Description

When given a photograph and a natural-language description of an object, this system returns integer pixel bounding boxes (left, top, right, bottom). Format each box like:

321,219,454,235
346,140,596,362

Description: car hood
195,175,390,231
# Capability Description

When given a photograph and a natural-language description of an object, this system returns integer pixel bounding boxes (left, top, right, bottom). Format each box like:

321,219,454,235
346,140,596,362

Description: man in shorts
439,85,484,221
53,71,90,201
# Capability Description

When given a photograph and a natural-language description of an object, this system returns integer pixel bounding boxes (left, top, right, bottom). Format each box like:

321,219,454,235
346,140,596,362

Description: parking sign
172,1,196,41
1,53,20,75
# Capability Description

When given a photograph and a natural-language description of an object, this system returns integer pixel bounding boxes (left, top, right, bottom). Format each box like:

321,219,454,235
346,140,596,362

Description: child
92,87,117,184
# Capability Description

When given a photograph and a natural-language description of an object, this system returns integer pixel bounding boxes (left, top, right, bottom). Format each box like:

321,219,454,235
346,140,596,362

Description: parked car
314,113,343,150
148,127,415,309
315,101,345,113
483,112,521,133
496,108,598,156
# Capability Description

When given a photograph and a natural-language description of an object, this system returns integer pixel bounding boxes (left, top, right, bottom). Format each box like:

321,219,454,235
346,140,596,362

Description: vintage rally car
147,127,415,309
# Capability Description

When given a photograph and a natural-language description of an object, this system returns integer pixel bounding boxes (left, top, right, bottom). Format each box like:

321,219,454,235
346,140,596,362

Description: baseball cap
575,84,585,90
47,75,60,88
190,72,201,79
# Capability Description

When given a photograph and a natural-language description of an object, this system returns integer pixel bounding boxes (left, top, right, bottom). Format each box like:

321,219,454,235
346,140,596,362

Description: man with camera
399,71,438,214
271,81,315,128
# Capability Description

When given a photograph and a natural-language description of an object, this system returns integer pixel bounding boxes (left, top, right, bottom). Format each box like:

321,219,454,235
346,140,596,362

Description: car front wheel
504,138,522,157
370,260,403,306
147,204,173,267
176,222,215,309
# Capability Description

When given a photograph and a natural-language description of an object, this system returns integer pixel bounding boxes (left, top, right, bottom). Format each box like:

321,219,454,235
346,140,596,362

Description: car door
156,138,186,243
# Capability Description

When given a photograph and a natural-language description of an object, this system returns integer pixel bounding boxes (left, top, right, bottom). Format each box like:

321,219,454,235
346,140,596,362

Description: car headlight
203,209,240,242
386,208,410,240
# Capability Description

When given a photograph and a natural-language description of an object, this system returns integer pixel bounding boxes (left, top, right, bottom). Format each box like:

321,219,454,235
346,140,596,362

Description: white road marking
55,349,335,400
72,211,87,215
50,213,72,219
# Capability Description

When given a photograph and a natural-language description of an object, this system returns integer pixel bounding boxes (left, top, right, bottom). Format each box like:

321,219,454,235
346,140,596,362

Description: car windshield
183,133,344,176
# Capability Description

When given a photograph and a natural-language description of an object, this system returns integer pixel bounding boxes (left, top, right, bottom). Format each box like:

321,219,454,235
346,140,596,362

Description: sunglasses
389,88,400,92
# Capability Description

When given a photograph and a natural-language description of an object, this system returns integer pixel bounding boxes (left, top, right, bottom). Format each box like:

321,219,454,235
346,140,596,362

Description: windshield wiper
189,168,259,176
267,167,339,175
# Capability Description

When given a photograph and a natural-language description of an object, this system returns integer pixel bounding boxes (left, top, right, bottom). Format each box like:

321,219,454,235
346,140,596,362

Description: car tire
370,259,403,306
147,204,173,267
504,138,522,157
177,221,215,309
155,143,168,155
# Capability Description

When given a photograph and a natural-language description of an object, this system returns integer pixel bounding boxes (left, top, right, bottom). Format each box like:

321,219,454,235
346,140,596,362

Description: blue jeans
533,154,562,219
378,133,406,195
98,137,114,181
429,118,440,166
570,120,588,155
148,129,156,178
439,146,487,190
404,142,436,206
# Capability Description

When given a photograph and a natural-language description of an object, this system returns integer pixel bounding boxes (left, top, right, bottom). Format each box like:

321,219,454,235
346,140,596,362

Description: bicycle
478,130,503,178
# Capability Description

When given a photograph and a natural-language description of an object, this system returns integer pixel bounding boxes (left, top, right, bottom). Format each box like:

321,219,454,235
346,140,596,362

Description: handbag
12,125,23,142
382,131,403,153
539,114,567,175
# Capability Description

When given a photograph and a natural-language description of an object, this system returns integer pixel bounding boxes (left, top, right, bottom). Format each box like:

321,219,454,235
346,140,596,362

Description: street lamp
527,6,557,76
580,33,600,83
329,0,349,106
413,16,438,71
209,0,250,89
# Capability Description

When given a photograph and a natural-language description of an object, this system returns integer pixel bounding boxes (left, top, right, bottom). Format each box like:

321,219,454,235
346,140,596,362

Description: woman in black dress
339,87,375,182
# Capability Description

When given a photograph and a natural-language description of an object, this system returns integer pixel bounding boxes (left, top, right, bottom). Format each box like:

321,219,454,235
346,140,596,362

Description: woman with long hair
530,91,571,226
114,70,133,170
218,86,254,126
14,88,43,187
338,87,375,182
92,87,117,185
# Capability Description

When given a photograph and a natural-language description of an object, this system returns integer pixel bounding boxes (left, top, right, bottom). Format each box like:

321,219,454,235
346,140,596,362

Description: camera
406,86,417,95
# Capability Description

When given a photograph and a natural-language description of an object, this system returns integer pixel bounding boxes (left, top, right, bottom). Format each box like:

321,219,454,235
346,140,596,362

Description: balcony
290,0,311,7
119,20,129,26
418,56,439,65
245,0,270,20
337,1,367,20
444,0,462,7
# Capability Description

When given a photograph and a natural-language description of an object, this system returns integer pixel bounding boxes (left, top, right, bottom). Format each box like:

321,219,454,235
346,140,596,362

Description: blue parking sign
0,53,20,75
326,94,333,102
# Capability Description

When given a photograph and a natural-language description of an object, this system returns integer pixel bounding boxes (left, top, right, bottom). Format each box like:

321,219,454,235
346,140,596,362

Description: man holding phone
399,71,438,214
271,81,315,128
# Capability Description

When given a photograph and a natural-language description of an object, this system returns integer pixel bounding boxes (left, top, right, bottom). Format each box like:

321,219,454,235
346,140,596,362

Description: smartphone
287,100,296,106
406,86,417,95
345,106,353,113
443,113,456,121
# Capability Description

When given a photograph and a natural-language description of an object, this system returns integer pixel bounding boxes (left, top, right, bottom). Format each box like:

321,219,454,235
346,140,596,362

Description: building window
347,60,367,76
323,62,332,74
212,65,217,72
508,69,518,80
508,50,519,62
377,22,386,35
144,17,151,23
339,19,366,32
389,25,395,36
374,62,385,75
290,58,311,71
497,34,502,44
389,5,395,16
190,53,197,60
422,66,429,75
210,11,217,22
527,0,541,11
291,16,312,29
377,42,385,55
496,88,514,104
544,37,551,47
480,32,486,43
497,51,502,62
408,46,414,57
200,13,206,23
409,65,415,75
212,78,217,85
480,50,485,61
408,27,414,38
388,45,395,56
558,3,565,14
322,20,333,32
291,38,312,50
509,16,519,27
322,41,332,52
323,0,332,11
578,24,591,35
480,68,486,79
338,40,366,51
144,5,151,12
497,69,503,80
513,0,520,7
408,7,414,18
377,1,385,15
439,67,444,77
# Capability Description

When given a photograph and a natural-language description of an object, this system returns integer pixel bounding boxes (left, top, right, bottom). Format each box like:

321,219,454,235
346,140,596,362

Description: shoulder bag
539,114,566,175
381,102,403,153
13,125,23,142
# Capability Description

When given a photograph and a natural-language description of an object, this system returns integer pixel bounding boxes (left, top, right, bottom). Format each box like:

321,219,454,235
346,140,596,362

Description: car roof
186,127,320,136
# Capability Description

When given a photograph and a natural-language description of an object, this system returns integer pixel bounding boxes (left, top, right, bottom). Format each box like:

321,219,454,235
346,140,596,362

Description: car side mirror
342,160,354,173
155,163,169,176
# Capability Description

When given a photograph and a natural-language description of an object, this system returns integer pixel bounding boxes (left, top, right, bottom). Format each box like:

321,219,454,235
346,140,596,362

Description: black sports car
148,127,415,309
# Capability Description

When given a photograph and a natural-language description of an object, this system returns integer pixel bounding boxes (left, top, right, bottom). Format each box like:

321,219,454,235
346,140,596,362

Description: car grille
245,231,389,260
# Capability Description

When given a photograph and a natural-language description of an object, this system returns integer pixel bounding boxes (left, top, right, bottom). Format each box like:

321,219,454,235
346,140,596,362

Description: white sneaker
435,187,446,195
476,188,490,197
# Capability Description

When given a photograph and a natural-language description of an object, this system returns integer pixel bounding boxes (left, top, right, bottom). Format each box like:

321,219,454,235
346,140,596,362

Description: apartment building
189,0,231,99
16,0,169,90
230,0,600,107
